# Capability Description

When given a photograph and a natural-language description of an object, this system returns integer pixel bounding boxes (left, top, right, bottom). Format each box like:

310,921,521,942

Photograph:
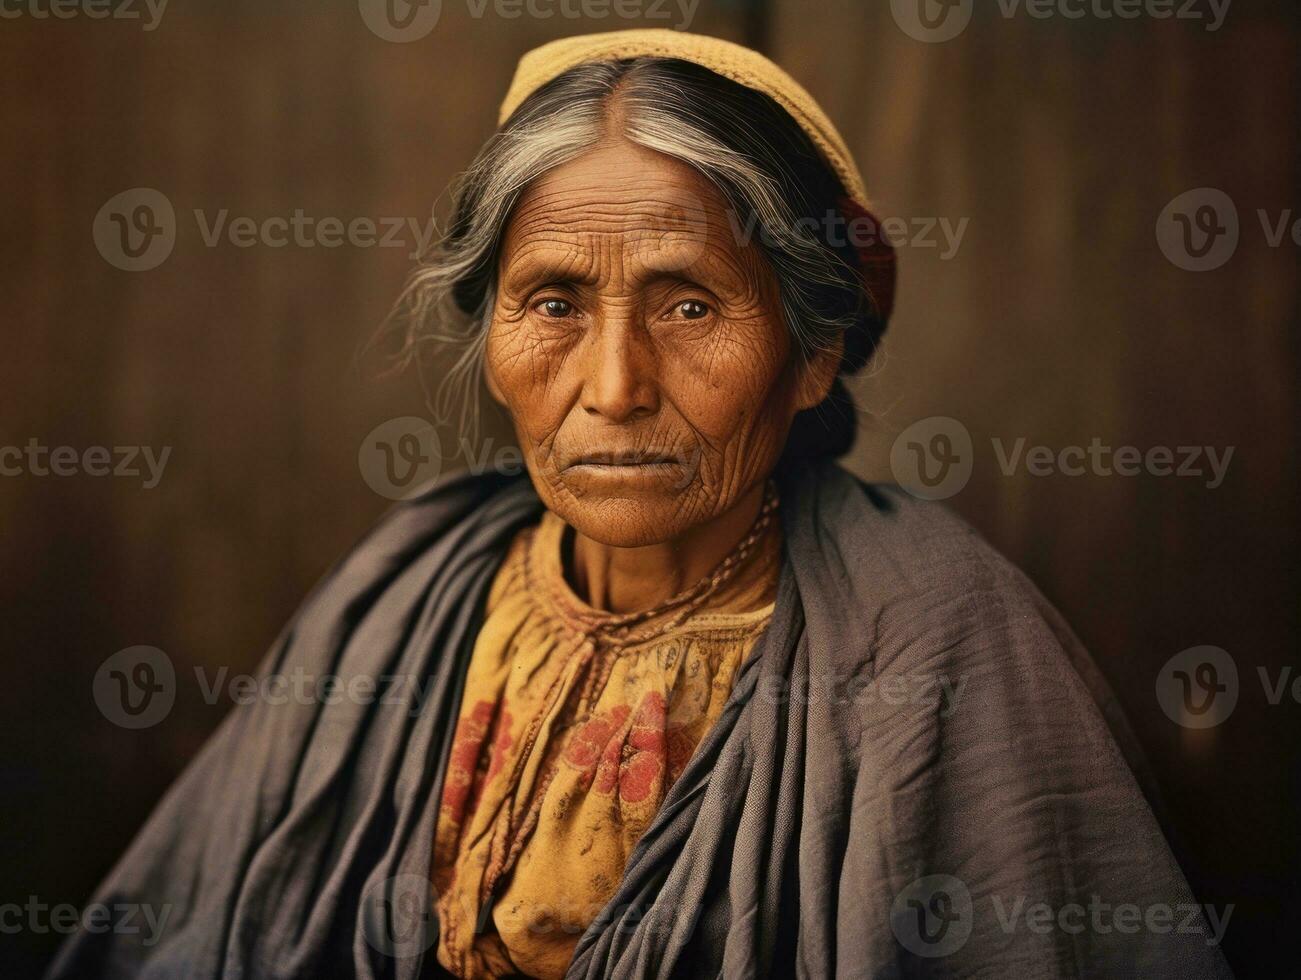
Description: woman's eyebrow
639,251,749,296
499,241,751,296
500,252,597,292
638,270,714,294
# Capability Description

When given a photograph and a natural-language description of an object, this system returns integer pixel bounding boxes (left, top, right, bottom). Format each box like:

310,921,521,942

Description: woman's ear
793,331,845,412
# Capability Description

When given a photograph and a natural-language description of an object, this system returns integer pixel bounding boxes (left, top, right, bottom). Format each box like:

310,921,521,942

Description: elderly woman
52,30,1230,980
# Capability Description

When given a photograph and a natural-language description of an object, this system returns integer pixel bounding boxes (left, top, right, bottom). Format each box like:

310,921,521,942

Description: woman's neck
566,481,768,615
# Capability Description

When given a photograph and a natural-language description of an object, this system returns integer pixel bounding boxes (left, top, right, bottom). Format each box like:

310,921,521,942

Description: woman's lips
563,451,684,467
560,452,692,488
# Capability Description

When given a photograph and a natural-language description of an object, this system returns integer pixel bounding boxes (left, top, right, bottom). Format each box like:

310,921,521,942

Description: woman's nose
579,320,659,423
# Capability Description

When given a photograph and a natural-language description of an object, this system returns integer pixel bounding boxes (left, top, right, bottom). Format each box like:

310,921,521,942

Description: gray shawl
48,461,1233,979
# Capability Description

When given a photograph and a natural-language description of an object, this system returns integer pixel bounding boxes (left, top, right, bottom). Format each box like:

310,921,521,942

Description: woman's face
485,138,838,547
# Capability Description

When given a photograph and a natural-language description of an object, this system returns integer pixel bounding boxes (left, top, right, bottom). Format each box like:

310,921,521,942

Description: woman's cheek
673,331,788,445
486,319,541,413
488,347,564,472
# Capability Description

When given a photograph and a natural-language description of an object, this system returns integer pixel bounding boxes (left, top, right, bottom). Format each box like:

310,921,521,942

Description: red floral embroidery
562,692,687,805
592,729,625,795
460,703,514,816
440,699,497,823
485,705,514,782
564,704,631,788
618,692,668,803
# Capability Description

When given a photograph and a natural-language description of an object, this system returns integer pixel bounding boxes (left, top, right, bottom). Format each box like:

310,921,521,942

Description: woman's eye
675,300,710,320
538,299,573,318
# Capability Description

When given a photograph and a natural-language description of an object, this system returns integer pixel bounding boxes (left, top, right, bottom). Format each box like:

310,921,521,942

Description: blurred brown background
1,0,1296,975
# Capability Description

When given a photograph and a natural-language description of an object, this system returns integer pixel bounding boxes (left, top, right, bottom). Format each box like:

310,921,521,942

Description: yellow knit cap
497,29,869,209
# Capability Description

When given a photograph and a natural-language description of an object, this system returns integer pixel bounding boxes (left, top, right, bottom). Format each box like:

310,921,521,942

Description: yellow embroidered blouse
431,502,781,979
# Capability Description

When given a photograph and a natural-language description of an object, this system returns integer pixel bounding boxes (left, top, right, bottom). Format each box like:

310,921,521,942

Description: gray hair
378,57,877,452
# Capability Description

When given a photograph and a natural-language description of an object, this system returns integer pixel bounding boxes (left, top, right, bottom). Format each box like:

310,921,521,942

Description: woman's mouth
565,450,684,467
560,450,693,489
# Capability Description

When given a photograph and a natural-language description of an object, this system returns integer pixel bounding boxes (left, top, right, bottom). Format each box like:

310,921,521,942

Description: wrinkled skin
485,138,840,613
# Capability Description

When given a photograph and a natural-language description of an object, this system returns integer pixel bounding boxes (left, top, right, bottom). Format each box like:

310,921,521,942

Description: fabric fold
47,462,1232,980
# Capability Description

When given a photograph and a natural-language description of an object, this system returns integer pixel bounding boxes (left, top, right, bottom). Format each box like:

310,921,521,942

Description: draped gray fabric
47,462,1233,979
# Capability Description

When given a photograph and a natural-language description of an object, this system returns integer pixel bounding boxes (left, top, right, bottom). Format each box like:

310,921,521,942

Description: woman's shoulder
791,462,1162,803
792,462,1051,615
788,462,1101,692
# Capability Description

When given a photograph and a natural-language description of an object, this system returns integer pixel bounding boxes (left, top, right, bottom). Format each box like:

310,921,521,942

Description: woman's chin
545,488,701,549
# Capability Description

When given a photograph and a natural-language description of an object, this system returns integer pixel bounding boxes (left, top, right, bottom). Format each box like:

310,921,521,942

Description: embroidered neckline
524,482,780,650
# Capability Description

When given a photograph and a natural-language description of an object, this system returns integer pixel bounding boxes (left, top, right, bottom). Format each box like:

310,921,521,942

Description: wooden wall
1,0,1294,974
774,4,1297,975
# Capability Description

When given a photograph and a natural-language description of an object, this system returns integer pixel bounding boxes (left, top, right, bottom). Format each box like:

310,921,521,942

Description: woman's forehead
504,140,735,251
